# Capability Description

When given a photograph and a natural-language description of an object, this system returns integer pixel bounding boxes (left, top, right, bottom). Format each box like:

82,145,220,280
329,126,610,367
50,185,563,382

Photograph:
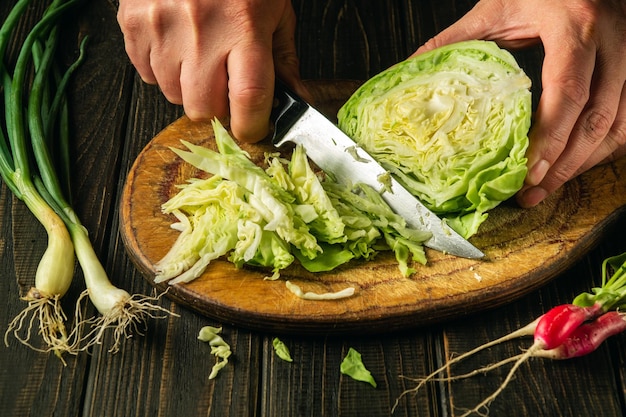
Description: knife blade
270,79,484,259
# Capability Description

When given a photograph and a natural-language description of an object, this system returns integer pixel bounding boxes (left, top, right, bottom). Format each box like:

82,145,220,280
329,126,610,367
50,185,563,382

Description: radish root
392,319,538,413
456,346,538,417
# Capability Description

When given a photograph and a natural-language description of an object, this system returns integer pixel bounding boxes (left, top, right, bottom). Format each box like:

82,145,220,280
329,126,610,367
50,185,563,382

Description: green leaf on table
340,347,377,387
272,337,293,362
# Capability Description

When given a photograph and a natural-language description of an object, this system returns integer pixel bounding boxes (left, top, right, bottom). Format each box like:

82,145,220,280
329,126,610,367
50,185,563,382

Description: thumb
227,44,276,143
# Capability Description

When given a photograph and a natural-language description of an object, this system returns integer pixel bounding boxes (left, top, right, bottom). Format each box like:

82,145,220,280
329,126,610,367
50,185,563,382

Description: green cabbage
172,122,322,260
337,40,532,237
155,119,431,284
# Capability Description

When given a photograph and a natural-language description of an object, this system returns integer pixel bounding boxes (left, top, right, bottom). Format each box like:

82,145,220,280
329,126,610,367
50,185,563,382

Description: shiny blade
274,113,484,259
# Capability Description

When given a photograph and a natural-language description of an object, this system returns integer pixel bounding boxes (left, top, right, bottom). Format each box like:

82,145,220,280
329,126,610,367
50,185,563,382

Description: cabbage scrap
340,347,377,388
338,40,532,237
285,280,356,300
272,337,293,362
198,326,232,379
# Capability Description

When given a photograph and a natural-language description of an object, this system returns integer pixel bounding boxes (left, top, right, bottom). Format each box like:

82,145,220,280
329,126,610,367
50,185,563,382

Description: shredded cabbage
198,326,232,379
154,119,431,285
337,40,532,237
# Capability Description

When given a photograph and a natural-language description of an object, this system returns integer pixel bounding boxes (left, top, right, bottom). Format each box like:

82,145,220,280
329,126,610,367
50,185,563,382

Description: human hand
414,0,626,207
117,0,309,143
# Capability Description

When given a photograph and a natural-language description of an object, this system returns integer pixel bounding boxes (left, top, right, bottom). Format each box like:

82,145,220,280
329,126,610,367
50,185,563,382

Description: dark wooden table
2,1,626,416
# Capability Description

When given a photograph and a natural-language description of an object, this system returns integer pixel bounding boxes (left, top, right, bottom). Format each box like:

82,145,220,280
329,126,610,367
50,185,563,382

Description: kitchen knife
270,79,484,259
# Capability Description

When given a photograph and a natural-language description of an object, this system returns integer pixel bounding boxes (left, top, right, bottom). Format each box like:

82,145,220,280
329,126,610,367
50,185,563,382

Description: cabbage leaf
340,347,377,387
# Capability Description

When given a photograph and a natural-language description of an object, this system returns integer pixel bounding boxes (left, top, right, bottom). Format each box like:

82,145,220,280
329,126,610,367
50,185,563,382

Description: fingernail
527,159,550,186
519,186,548,208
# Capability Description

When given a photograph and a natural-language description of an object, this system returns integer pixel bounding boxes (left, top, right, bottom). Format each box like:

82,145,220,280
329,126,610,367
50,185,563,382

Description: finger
575,83,626,172
179,52,229,122
539,55,624,186
413,1,502,55
226,43,275,143
518,42,624,207
149,46,184,105
272,2,312,104
124,42,158,85
117,7,157,84
515,40,596,208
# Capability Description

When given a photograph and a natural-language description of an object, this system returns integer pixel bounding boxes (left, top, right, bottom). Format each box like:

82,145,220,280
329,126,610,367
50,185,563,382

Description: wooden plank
261,332,441,416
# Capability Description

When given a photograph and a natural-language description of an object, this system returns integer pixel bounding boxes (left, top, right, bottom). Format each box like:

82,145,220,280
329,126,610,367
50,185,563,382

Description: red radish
448,307,618,416
533,303,603,350
535,311,626,360
393,252,626,416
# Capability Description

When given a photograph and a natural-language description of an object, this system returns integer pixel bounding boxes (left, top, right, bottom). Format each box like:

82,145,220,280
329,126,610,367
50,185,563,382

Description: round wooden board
119,79,626,335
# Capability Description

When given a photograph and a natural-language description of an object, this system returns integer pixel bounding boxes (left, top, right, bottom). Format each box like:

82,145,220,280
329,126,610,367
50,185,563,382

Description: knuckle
117,8,143,36
543,125,570,149
582,107,614,141
224,2,264,32
568,1,602,42
549,158,580,187
565,0,626,49
229,84,272,111
557,74,590,111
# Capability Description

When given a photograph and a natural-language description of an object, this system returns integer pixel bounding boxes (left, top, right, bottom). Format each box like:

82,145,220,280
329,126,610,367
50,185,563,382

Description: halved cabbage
337,40,532,237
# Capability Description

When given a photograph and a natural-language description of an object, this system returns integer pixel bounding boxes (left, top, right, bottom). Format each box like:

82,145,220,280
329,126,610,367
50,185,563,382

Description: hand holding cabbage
413,0,626,208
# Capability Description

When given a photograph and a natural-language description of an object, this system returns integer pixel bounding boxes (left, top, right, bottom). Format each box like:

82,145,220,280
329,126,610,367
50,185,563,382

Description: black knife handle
270,78,308,146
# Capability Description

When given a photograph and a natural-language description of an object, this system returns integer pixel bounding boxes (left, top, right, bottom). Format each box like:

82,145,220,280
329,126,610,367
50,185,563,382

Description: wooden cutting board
119,80,626,335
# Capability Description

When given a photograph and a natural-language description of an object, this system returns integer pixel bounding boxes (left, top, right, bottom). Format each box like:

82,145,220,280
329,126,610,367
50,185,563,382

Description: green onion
2,0,175,358
1,0,78,360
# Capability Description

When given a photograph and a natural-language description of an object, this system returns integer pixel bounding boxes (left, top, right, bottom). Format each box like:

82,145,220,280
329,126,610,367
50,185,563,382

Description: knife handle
271,79,308,147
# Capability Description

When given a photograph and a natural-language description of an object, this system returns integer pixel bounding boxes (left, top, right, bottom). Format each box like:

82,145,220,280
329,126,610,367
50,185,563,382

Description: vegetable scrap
340,347,377,388
272,337,293,362
285,281,355,300
198,326,232,379
393,251,626,416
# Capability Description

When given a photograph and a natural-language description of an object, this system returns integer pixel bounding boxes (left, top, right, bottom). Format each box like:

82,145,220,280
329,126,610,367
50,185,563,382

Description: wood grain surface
120,79,626,334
